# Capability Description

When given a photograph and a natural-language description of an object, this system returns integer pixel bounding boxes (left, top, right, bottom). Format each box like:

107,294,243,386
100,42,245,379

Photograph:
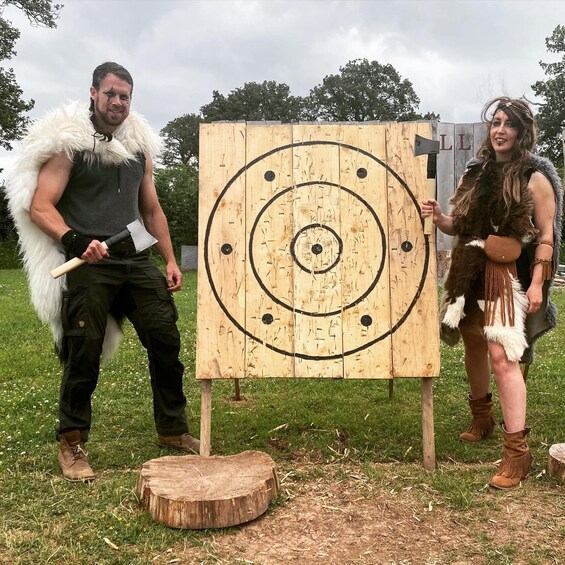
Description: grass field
0,268,563,564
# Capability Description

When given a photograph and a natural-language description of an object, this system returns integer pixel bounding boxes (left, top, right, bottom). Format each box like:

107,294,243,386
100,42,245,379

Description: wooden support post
233,378,241,401
388,378,394,399
421,377,436,470
200,379,212,457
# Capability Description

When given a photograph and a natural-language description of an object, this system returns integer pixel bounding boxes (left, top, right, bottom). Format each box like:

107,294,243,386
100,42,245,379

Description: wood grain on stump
548,443,565,483
138,450,278,529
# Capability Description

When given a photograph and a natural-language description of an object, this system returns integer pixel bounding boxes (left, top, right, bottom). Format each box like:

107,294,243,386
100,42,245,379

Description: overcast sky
1,0,564,176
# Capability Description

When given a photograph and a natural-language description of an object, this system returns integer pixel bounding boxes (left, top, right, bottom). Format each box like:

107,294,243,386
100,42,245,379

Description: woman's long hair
452,97,536,215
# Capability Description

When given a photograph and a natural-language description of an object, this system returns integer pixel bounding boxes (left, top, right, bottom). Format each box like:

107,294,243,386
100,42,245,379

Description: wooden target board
196,122,440,380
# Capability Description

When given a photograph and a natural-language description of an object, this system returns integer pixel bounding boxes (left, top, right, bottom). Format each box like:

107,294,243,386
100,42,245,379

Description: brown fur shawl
441,160,538,362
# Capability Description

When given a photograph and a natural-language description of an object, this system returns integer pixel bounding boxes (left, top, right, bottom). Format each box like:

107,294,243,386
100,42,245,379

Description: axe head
414,134,440,157
127,220,158,252
104,219,158,252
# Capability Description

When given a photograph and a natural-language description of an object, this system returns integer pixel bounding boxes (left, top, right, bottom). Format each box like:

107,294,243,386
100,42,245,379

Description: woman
422,97,562,489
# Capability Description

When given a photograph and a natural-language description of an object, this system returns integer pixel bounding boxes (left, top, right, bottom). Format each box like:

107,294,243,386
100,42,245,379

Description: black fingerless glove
61,230,93,258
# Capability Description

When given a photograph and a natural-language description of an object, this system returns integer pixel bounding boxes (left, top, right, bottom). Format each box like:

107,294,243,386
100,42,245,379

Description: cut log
548,443,565,483
138,450,278,529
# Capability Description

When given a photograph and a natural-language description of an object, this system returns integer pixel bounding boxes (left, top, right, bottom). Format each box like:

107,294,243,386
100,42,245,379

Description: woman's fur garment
440,155,563,364
5,101,162,361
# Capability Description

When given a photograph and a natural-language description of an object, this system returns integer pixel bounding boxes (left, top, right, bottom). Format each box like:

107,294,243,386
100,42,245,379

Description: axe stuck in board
50,219,158,279
414,134,440,235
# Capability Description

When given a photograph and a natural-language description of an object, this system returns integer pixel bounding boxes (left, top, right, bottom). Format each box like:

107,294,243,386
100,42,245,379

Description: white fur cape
5,101,162,361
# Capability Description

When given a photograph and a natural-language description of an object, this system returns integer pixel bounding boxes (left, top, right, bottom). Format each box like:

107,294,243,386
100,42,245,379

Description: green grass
0,268,564,563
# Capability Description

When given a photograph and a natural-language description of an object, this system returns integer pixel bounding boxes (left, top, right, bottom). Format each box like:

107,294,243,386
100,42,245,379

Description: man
6,62,199,481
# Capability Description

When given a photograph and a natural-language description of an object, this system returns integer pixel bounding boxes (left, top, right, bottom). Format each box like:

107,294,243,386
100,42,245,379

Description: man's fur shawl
5,101,162,361
441,155,563,364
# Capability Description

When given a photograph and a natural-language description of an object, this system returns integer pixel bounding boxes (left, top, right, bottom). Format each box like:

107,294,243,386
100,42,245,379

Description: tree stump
138,450,278,529
548,443,565,483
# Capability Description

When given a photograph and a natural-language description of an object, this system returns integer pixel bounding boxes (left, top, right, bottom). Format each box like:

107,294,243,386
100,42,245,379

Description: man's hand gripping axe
414,134,440,235
50,219,158,279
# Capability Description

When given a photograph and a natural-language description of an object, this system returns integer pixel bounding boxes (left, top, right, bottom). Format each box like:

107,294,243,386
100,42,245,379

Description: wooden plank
454,123,476,184
199,380,212,456
196,123,247,379
436,123,455,253
421,377,436,470
473,122,487,155
385,122,440,377
292,124,344,378
340,124,392,379
244,124,295,378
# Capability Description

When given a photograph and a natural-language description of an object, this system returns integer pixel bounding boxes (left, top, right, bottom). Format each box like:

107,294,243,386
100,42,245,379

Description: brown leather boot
489,426,532,490
58,430,95,482
459,393,497,443
158,433,200,454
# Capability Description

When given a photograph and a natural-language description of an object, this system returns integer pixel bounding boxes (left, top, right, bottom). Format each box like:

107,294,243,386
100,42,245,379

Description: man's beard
93,103,128,131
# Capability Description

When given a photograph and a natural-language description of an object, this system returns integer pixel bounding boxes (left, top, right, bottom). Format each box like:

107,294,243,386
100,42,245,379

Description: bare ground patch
149,462,564,565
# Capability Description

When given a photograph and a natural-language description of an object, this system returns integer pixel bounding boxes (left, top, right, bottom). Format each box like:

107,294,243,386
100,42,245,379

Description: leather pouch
483,235,521,263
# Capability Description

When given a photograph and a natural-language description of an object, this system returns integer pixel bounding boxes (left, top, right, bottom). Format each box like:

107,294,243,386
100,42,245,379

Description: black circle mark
264,170,275,182
401,241,413,252
289,223,343,275
204,140,431,359
262,313,274,325
221,243,233,255
357,167,368,179
361,315,373,327
312,243,323,255
249,182,385,316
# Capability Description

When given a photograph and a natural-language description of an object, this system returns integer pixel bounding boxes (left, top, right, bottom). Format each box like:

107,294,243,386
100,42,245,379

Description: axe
50,219,158,279
414,134,440,235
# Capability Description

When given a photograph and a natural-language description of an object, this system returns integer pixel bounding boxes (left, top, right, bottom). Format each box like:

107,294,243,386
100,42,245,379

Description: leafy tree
160,81,305,167
0,182,20,267
160,113,202,167
0,1,62,153
154,164,199,249
305,58,438,122
532,25,565,170
201,80,305,122
0,182,15,239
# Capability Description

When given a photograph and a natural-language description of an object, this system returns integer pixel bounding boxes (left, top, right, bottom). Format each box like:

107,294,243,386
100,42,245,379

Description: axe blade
413,134,440,157
126,219,158,252
50,220,158,279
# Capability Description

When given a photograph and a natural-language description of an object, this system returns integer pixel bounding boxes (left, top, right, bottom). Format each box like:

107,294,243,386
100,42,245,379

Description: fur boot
459,393,497,443
489,425,532,490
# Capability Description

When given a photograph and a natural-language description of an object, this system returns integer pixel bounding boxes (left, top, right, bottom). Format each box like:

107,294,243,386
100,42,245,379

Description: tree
305,58,438,122
154,164,199,249
160,80,305,167
532,25,565,170
201,80,305,122
0,0,62,152
160,113,202,167
0,181,15,239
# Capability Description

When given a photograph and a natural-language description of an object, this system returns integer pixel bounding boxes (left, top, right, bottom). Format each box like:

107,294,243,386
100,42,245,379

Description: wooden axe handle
50,242,109,279
424,178,436,235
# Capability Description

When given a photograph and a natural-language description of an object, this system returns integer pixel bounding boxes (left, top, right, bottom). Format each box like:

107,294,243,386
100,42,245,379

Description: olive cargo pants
58,253,188,441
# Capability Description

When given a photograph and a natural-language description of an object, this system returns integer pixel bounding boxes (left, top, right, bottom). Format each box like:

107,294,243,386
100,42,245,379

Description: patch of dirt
152,462,564,564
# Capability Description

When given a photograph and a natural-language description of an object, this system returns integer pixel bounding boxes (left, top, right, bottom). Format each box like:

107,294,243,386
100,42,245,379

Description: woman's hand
526,283,543,314
421,199,442,221
420,199,456,236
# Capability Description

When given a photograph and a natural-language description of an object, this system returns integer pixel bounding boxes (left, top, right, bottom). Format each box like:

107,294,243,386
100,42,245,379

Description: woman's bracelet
530,258,554,280
536,240,554,248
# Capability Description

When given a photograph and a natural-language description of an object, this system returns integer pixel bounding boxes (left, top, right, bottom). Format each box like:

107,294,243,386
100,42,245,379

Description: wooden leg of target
421,377,436,471
233,378,241,401
388,378,394,399
200,379,212,457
